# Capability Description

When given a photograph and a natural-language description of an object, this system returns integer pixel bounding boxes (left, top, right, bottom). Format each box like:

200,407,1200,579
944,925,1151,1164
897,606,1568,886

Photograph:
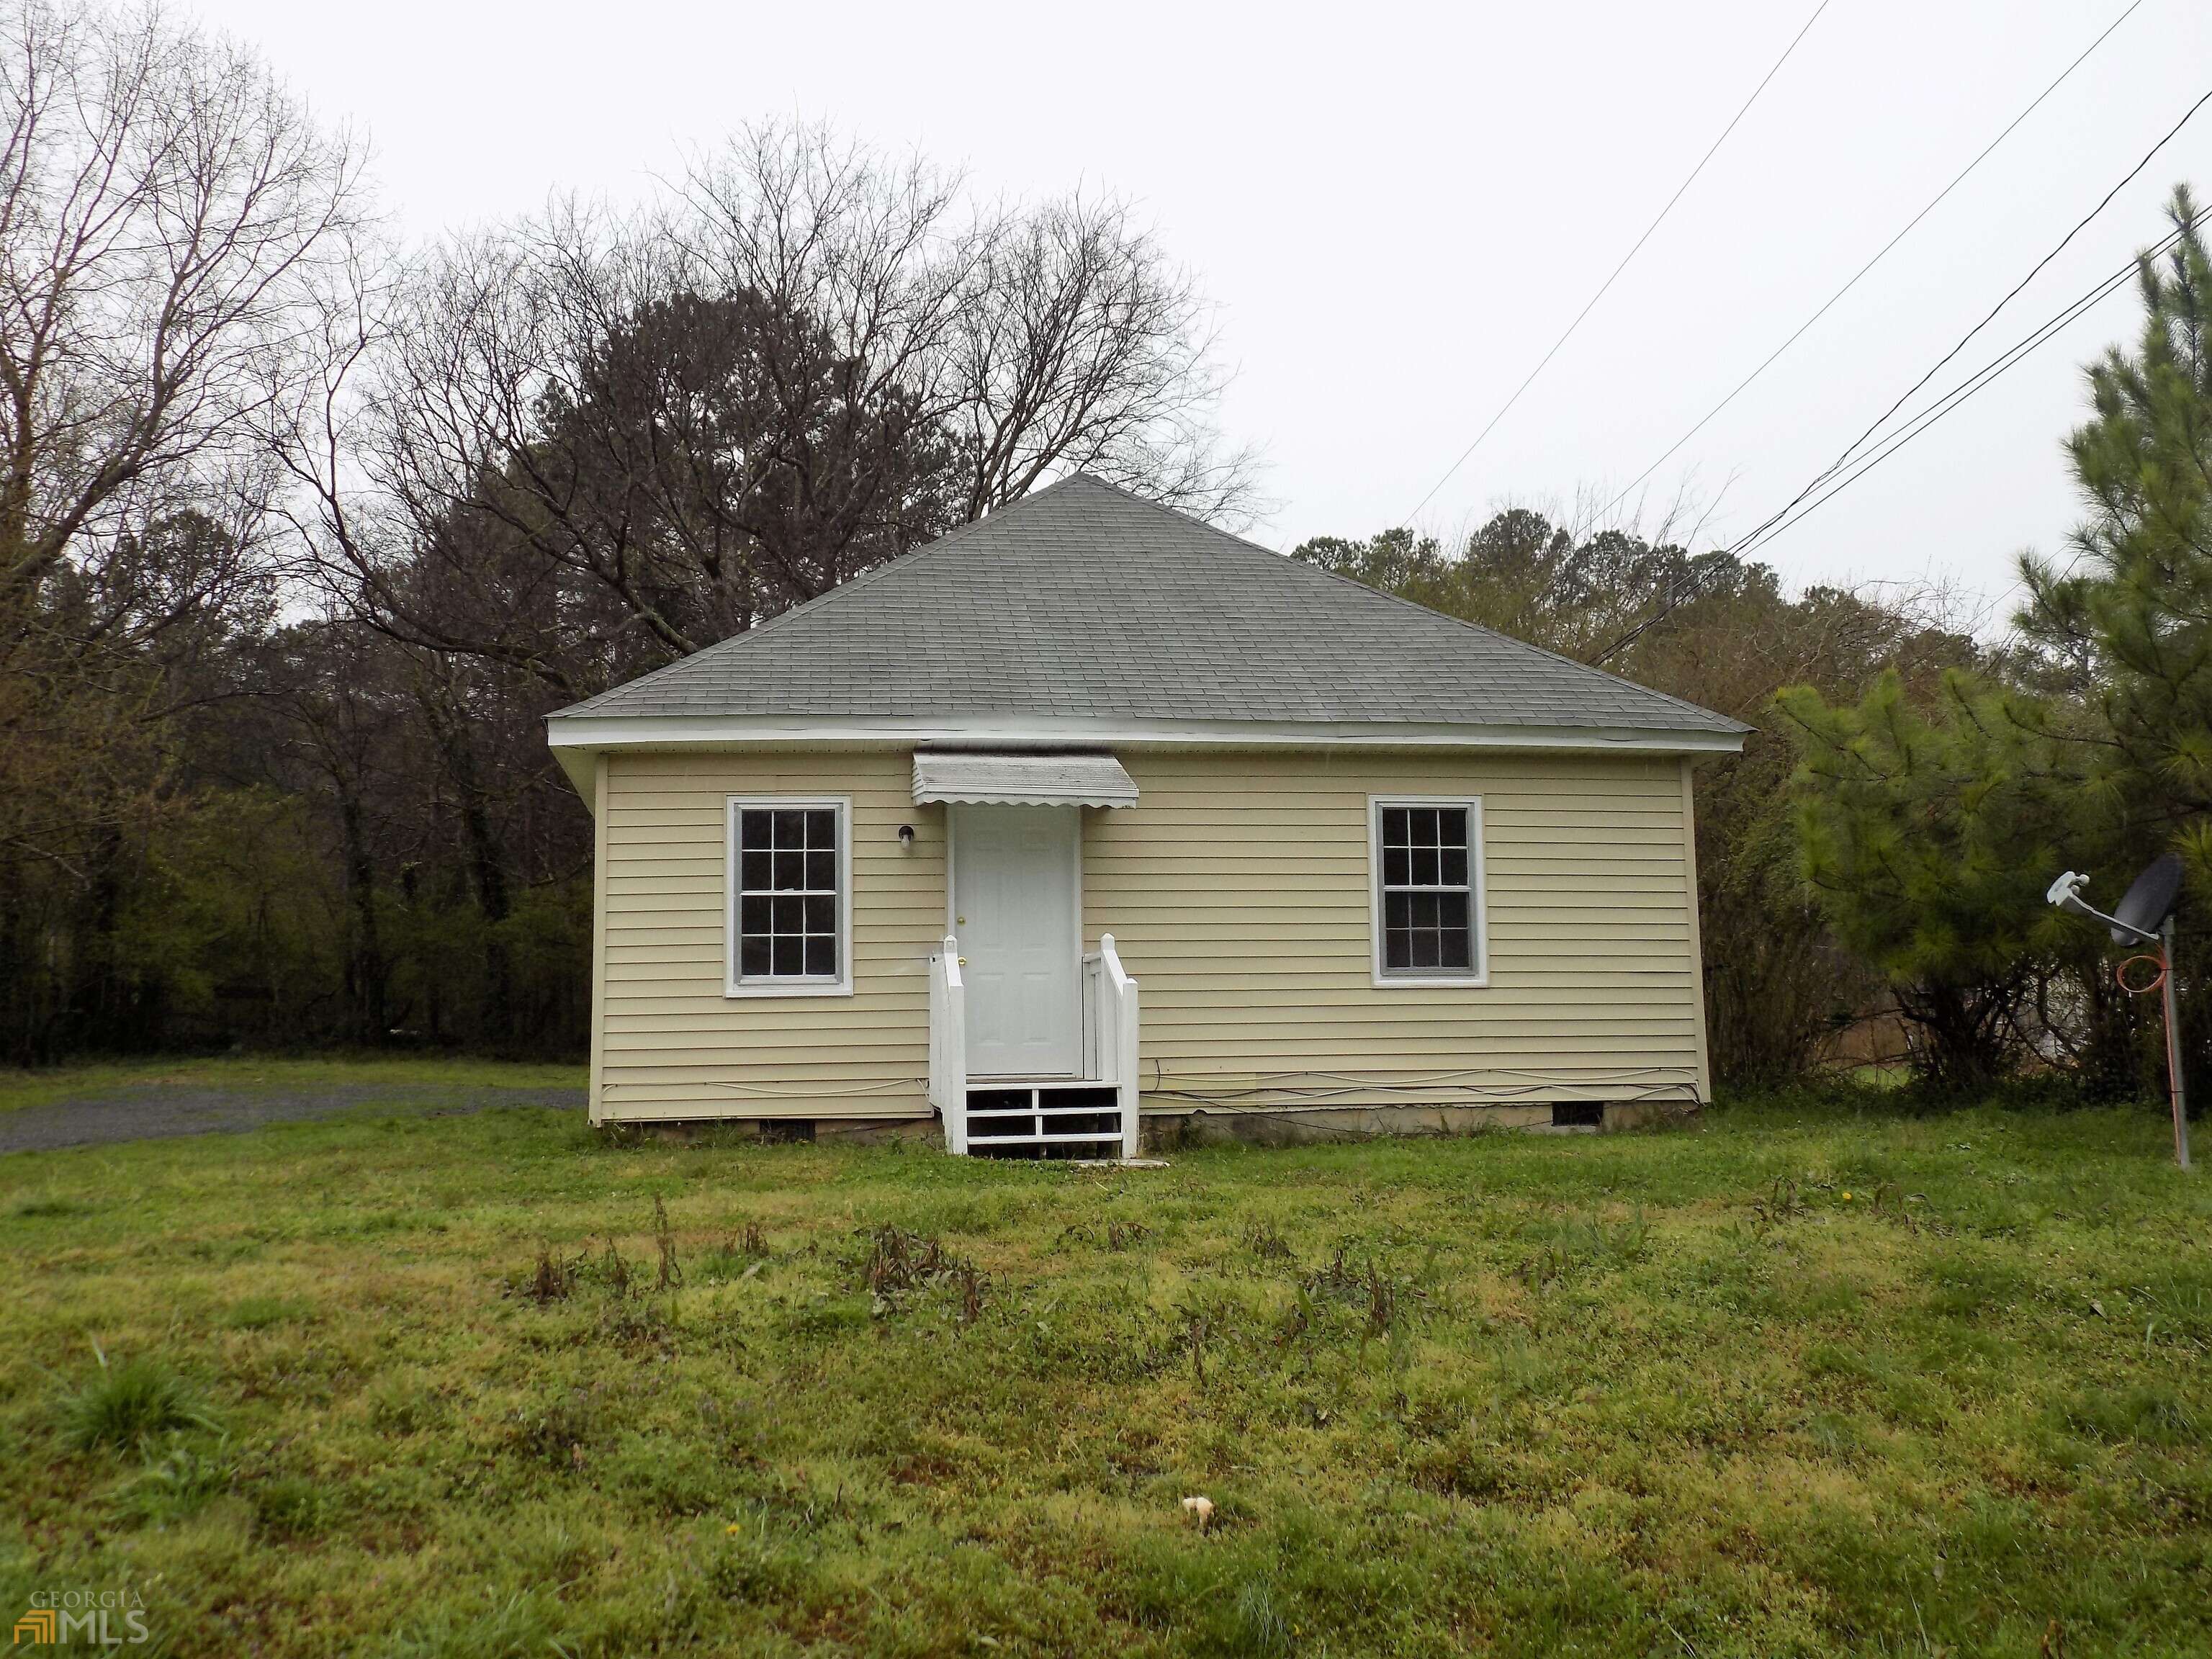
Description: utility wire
1588,0,2148,530
1400,0,1834,524
1591,85,2212,665
1760,81,2212,542
1584,247,2139,662
1734,222,2190,561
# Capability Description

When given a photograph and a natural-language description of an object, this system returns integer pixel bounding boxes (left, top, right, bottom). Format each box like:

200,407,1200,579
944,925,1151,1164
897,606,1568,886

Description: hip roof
549,474,1748,742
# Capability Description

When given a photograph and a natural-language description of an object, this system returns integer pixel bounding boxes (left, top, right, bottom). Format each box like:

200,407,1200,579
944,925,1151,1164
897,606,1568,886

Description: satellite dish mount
2046,853,2191,1170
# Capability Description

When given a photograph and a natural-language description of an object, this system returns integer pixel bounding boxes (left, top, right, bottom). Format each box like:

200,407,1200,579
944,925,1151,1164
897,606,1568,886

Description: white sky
186,0,2212,626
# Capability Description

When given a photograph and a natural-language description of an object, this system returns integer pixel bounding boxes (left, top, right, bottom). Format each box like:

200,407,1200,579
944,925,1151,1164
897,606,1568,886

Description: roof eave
546,712,1750,776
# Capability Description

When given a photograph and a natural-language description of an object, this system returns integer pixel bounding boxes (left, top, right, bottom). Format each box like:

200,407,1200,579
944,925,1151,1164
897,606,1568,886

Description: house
547,475,1748,1156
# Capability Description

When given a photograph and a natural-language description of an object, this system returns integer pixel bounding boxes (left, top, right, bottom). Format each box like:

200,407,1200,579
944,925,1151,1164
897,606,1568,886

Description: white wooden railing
1084,933,1141,1159
935,932,1136,1159
928,935,968,1153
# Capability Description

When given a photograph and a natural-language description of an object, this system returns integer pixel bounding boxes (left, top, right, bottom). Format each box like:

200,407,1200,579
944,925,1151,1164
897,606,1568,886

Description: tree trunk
336,791,387,1044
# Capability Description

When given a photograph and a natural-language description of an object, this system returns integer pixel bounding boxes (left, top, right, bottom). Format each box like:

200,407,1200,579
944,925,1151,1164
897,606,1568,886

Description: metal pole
2162,916,2191,1171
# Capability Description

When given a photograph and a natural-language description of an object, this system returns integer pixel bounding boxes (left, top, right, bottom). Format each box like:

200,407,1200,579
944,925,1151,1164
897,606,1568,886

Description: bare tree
0,0,368,665
944,191,1256,522
297,120,1262,694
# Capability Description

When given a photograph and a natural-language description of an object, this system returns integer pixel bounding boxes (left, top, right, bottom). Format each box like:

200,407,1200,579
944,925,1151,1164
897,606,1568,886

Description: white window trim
725,795,855,999
1367,794,1488,989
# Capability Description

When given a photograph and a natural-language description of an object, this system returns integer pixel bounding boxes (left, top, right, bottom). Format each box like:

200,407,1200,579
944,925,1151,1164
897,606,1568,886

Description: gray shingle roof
552,475,1746,737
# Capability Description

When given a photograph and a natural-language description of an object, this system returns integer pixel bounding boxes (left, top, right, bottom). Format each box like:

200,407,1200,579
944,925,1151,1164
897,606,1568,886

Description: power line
1583,245,2137,663
1768,81,2212,541
1733,224,2188,561
1588,0,2148,530
1591,84,2212,666
1400,0,1834,524
1584,228,2160,657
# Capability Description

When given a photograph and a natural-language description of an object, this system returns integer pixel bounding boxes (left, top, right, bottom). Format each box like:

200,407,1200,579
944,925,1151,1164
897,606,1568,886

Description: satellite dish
2111,853,2184,946
2044,850,2193,1169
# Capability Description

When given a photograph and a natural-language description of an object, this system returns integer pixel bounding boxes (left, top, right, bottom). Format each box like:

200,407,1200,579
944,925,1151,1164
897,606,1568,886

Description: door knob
956,915,966,925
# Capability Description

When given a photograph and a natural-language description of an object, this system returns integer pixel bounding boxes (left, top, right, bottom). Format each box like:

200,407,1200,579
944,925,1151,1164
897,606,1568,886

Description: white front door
951,805,1080,1076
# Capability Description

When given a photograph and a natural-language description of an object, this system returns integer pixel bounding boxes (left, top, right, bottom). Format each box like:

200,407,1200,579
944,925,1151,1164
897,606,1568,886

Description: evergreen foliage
1786,186,2211,1098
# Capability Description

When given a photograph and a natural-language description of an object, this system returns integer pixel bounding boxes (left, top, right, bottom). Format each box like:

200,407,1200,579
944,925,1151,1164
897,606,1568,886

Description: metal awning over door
911,752,1138,809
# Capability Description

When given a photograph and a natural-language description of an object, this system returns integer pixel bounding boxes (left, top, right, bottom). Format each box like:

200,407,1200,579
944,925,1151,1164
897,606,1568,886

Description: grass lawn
3,1081,2209,1658
0,1055,585,1114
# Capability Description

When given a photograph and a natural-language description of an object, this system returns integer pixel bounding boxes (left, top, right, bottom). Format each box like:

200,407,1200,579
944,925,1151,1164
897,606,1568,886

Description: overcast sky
185,0,2212,626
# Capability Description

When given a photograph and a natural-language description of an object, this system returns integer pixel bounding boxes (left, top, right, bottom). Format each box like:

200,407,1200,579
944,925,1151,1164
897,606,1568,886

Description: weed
595,1235,634,1300
950,1260,986,1325
1184,1299,1214,1383
508,1388,603,1469
653,1195,683,1290
508,1243,582,1304
858,1225,950,1294
1515,1210,1649,1292
1858,1179,1920,1231
1247,1223,1293,1262
1276,1282,1316,1348
1301,1244,1411,1339
1748,1176,1807,1241
1058,1218,1151,1252
59,1354,218,1454
853,1225,988,1322
117,1434,235,1523
1363,1258,1398,1337
599,1297,675,1355
698,1224,771,1281
1227,1578,1294,1657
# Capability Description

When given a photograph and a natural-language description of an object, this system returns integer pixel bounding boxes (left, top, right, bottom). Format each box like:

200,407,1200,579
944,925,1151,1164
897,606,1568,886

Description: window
1370,796,1485,986
726,797,853,997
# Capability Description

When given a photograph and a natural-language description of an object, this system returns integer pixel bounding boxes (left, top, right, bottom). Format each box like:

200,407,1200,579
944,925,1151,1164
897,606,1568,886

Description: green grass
0,1054,585,1112
4,1090,2209,1656
56,1355,220,1454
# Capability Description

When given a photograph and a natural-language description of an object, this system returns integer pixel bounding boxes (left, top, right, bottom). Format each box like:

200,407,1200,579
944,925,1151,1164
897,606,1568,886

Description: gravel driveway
0,1082,585,1155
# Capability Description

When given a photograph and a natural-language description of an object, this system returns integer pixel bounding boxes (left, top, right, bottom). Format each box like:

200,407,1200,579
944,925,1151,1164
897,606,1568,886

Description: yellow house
547,476,1748,1156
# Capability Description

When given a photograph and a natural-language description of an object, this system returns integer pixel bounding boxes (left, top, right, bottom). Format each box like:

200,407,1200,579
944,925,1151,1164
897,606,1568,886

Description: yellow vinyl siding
595,750,942,1121
1083,751,1705,1112
590,745,1711,1122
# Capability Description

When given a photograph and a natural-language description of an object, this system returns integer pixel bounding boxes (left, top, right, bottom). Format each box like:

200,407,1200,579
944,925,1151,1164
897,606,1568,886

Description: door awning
912,751,1138,809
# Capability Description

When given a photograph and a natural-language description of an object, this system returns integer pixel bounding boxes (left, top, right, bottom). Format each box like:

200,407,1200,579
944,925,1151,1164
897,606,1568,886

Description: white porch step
961,1083,1124,1159
932,933,1140,1159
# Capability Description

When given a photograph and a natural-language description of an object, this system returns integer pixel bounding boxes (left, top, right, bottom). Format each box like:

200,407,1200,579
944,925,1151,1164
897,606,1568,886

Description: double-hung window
726,797,853,997
1370,796,1486,986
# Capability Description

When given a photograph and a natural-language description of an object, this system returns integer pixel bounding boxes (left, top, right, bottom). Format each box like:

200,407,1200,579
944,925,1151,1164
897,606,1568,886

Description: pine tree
1787,185,2211,1095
